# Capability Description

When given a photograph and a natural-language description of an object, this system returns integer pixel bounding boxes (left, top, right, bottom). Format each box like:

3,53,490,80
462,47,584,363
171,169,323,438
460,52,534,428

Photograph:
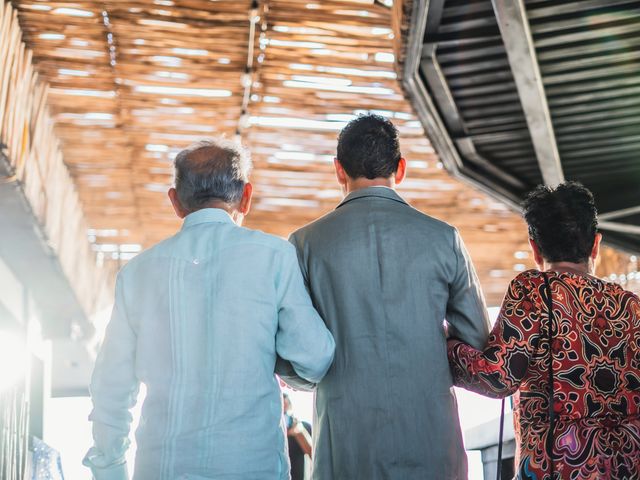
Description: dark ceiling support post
237,0,261,138
491,0,564,187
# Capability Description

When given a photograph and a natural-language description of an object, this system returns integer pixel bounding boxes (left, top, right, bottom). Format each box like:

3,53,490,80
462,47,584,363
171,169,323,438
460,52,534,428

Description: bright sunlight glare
0,332,26,392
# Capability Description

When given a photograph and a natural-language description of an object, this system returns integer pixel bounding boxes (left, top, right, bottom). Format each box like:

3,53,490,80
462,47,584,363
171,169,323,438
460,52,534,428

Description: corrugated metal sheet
405,0,640,253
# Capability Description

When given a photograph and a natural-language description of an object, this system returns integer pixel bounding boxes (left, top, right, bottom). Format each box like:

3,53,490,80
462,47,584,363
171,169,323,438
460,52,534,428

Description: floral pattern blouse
448,270,640,479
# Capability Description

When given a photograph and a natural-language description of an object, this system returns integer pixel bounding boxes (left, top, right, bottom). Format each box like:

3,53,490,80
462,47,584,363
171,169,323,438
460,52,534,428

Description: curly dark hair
336,114,401,179
522,181,598,264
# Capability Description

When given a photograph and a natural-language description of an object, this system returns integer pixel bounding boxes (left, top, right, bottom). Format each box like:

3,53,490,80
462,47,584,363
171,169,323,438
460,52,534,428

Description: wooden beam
391,0,404,70
599,221,640,236
455,137,527,190
0,144,12,178
403,0,463,174
599,205,640,221
491,0,564,187
402,0,523,209
418,53,526,191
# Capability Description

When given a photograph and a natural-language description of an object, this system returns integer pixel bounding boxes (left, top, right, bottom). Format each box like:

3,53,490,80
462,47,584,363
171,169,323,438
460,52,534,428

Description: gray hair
173,139,252,211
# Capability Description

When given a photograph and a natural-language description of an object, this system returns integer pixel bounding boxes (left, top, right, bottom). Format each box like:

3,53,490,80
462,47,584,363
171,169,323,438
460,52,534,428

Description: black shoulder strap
496,397,505,480
542,272,556,478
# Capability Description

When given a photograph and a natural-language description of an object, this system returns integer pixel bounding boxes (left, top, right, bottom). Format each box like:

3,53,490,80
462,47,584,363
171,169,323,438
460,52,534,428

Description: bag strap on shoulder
542,272,556,479
496,397,505,480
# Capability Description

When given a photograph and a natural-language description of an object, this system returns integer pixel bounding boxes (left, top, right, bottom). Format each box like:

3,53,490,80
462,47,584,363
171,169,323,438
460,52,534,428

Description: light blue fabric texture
84,208,335,480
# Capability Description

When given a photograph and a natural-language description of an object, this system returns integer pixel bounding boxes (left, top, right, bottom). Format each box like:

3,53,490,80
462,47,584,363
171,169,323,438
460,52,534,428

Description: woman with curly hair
448,182,640,479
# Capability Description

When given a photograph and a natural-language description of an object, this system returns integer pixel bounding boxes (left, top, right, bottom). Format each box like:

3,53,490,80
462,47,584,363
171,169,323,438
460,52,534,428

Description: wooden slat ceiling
12,0,557,303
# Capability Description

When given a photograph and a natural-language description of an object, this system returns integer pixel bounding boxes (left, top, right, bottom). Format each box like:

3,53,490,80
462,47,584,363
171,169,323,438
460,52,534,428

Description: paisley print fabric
448,270,640,479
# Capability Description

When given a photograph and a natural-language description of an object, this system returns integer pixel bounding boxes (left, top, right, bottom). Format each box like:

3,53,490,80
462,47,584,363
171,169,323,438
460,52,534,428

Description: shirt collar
181,208,235,230
336,186,408,209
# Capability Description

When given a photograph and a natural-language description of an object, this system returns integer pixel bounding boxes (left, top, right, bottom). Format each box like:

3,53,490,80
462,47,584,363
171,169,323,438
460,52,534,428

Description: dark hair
522,181,598,264
336,114,401,179
174,139,251,211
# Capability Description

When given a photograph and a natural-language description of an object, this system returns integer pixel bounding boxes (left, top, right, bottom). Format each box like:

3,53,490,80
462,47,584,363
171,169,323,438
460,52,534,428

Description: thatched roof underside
10,0,576,303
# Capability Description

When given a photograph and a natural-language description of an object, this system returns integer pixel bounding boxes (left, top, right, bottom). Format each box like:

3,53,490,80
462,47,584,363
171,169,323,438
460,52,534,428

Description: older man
289,115,491,479
84,139,335,480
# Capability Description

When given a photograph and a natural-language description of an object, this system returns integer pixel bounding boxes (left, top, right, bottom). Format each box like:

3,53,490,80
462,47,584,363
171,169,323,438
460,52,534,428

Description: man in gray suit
288,115,491,479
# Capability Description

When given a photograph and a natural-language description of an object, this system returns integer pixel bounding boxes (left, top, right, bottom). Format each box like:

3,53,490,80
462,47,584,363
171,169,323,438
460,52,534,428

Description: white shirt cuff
83,447,129,480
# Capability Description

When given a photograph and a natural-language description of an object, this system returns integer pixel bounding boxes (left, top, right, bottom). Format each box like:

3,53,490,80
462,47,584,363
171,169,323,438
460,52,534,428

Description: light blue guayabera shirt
83,208,335,480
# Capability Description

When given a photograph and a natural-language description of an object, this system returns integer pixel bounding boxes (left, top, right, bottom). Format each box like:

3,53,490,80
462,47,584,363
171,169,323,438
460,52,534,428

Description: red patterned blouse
448,270,640,480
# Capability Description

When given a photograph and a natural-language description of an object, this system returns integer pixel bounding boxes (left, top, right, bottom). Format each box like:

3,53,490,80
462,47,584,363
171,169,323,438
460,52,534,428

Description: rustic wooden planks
7,0,638,303
0,0,114,316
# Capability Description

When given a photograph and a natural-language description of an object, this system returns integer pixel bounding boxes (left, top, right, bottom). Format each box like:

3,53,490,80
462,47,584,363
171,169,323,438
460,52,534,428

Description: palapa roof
9,0,636,303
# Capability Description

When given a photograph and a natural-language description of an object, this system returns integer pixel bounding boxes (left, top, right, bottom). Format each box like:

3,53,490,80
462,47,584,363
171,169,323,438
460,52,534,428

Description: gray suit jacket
288,187,490,480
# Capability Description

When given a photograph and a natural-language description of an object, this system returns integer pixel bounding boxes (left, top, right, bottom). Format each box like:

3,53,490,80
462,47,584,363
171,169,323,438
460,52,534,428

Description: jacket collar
181,208,235,230
336,186,408,209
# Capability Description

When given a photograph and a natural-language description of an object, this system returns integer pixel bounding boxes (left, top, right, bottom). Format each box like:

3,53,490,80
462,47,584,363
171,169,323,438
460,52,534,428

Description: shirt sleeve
446,228,491,350
275,244,335,385
448,276,542,398
84,273,139,480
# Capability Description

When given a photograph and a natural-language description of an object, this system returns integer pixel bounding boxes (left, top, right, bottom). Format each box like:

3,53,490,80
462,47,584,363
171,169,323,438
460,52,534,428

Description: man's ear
528,238,545,270
394,157,407,185
168,187,189,219
591,232,602,261
334,158,348,188
238,182,253,216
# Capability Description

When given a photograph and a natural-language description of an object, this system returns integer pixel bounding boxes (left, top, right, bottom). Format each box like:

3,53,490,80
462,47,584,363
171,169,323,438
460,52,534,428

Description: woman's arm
447,275,542,398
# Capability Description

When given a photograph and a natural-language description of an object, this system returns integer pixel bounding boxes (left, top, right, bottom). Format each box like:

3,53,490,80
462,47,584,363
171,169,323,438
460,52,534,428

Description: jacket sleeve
274,243,335,387
83,273,139,480
275,355,318,391
448,276,542,398
446,228,491,350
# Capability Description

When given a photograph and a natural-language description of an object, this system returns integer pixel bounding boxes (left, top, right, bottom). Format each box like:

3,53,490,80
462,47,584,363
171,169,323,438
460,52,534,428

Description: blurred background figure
283,393,312,480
